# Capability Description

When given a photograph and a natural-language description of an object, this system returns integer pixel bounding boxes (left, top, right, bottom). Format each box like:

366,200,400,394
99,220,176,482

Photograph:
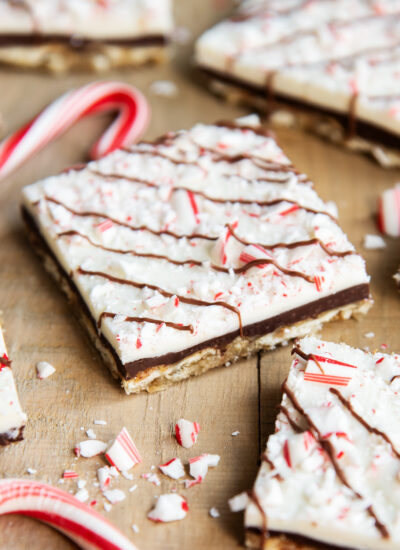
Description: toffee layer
22,207,370,382
199,66,400,151
246,528,355,550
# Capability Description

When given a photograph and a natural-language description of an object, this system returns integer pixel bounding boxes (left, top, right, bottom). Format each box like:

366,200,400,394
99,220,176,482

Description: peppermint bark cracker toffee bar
195,0,400,167
21,115,371,394
0,323,26,445
246,337,400,550
0,0,173,72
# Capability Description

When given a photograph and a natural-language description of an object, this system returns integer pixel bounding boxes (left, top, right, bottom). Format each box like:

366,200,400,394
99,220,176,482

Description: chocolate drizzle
98,311,194,334
329,387,400,459
77,267,244,337
283,380,390,539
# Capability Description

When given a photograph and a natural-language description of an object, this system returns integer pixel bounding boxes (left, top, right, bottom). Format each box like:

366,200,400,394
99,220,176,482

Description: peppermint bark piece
195,0,400,167
246,336,400,550
0,324,26,445
21,116,371,394
0,0,173,72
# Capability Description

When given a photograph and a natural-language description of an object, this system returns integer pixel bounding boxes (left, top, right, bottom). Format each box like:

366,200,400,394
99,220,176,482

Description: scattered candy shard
0,1,173,72
378,184,400,236
148,494,188,523
0,479,138,550
149,80,178,97
141,473,161,486
63,470,79,480
36,361,56,379
159,458,185,480
228,492,249,513
75,440,107,458
105,427,142,471
175,419,200,448
103,489,126,505
0,324,26,445
209,507,220,518
195,2,400,167
21,117,371,394
363,234,386,250
189,454,220,484
245,336,400,550
75,488,89,503
86,429,96,439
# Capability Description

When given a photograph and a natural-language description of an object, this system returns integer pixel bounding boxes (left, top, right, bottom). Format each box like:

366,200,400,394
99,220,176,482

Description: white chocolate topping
246,336,400,550
0,325,26,437
0,0,173,40
195,0,400,141
21,117,369,375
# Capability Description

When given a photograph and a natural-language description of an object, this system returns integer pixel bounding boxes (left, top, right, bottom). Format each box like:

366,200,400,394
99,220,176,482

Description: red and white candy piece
187,453,220,485
105,427,142,472
75,440,107,458
303,354,357,387
0,479,138,550
36,361,56,379
97,466,118,492
0,81,150,181
211,223,241,267
159,458,185,480
282,431,317,469
147,494,188,523
175,418,200,448
378,184,400,237
63,470,79,480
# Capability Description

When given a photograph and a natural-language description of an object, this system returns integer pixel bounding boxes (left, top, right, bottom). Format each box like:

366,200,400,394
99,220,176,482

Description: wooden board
0,1,399,549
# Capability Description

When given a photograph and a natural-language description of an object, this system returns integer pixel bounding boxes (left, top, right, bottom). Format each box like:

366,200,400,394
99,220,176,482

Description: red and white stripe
63,471,79,480
0,81,150,181
105,427,142,472
303,354,357,387
174,418,200,448
0,479,138,550
378,184,400,237
239,244,273,266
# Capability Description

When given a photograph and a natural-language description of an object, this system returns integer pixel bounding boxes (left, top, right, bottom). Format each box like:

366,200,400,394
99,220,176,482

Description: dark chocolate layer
198,66,400,151
0,425,24,446
0,33,168,48
22,207,369,382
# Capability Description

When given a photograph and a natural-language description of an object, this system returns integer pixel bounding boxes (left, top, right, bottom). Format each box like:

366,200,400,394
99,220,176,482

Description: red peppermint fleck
181,501,189,511
280,204,299,216
283,440,292,468
336,451,344,459
376,357,384,364
174,297,180,307
136,338,142,349
214,292,223,300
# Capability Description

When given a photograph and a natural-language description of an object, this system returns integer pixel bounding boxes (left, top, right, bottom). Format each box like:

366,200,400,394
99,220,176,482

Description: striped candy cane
0,479,138,550
0,81,150,181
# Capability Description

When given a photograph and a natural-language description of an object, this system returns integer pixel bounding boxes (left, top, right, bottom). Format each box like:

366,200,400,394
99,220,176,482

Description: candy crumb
364,332,375,338
363,234,386,250
209,507,220,518
26,468,37,475
36,361,56,379
131,524,139,533
94,420,107,425
228,491,249,512
231,431,240,437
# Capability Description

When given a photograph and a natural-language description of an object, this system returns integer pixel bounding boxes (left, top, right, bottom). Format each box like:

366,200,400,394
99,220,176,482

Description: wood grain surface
0,1,399,549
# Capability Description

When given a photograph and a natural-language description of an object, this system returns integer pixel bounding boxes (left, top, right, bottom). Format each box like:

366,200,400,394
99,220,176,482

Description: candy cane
0,479,138,550
0,81,150,181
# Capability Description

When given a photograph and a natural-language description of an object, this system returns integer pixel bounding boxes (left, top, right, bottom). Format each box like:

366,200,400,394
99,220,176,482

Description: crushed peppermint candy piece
121,470,134,481
97,466,118,492
231,431,240,437
77,480,86,489
364,332,375,339
228,492,249,512
103,489,126,504
149,80,178,98
105,427,142,471
209,507,220,518
159,458,185,480
74,440,107,458
36,361,56,379
104,502,112,512
74,488,89,503
26,468,37,475
129,484,138,493
175,419,200,448
363,234,386,250
141,473,160,486
188,454,220,485
63,470,79,480
148,494,188,523
131,524,139,533
86,429,96,439
94,420,107,425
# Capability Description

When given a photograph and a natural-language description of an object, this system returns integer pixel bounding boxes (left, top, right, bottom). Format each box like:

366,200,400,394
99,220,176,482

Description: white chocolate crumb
209,507,220,518
228,492,249,512
363,234,386,250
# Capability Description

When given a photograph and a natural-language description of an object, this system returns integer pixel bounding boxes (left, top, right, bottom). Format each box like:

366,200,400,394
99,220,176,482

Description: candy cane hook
0,81,150,181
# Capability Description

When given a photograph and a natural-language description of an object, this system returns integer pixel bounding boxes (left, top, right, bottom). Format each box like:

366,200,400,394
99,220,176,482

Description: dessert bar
195,0,400,167
0,0,173,72
21,116,371,394
246,336,400,550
